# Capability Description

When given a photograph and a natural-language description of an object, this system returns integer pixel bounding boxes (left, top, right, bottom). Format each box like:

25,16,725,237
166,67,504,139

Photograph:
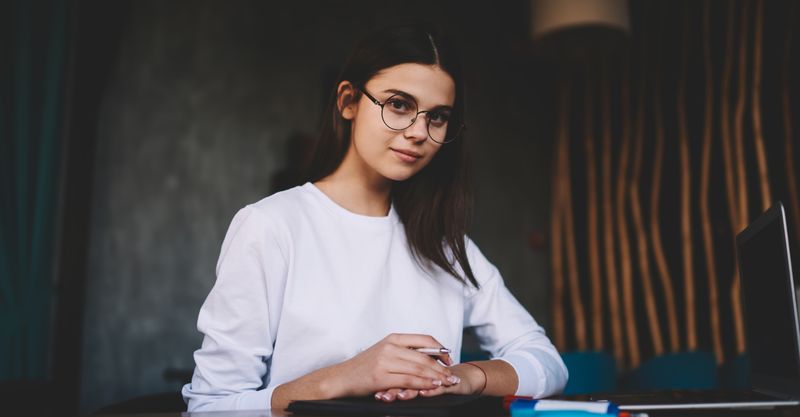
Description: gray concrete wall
81,1,552,413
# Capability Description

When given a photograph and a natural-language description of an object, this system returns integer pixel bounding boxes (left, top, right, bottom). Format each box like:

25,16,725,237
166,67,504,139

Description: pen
510,412,648,417
414,347,451,355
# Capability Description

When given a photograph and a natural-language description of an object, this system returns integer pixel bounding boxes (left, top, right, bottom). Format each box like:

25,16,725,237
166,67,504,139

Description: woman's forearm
467,359,519,396
270,334,457,409
270,364,344,410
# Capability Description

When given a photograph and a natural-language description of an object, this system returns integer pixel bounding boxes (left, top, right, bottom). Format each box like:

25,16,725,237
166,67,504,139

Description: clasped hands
330,333,486,402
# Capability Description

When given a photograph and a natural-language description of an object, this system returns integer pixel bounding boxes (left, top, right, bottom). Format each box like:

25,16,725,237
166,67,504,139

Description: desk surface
91,406,800,417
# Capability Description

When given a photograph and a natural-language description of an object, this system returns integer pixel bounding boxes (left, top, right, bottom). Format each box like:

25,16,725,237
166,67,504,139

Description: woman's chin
381,169,419,182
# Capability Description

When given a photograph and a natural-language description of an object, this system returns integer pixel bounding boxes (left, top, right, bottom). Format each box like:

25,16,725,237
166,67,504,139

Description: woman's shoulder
461,236,490,266
227,183,318,234
248,183,314,215
459,235,503,291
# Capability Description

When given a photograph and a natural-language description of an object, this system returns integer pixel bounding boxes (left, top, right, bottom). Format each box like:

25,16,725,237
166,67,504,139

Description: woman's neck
314,168,392,217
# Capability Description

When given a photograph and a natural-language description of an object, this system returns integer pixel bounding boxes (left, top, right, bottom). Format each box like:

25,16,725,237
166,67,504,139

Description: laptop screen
738,203,800,390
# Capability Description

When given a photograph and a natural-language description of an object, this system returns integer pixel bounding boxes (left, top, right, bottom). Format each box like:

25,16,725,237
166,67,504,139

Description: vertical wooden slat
603,62,624,365
584,74,604,351
551,83,568,351
630,64,662,362
732,0,751,356
751,0,771,211
677,5,696,353
621,59,641,369
734,0,750,227
784,2,800,245
720,0,740,237
700,0,724,364
563,84,588,352
650,54,678,357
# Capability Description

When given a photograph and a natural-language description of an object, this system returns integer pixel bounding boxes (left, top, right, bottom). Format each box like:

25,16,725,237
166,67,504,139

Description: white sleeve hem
235,388,271,411
184,386,271,412
262,386,277,410
496,351,546,397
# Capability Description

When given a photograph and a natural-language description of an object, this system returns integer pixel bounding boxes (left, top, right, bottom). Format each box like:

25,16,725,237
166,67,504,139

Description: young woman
182,22,567,412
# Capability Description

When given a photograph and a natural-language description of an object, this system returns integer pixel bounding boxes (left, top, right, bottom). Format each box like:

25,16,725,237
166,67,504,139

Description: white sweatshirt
182,183,567,411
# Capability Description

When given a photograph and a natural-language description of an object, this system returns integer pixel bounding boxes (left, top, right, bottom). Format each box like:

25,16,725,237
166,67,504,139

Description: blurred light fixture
530,0,630,62
532,0,630,39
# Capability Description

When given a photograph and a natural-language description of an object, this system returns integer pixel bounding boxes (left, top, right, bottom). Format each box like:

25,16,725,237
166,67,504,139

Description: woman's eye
387,98,413,113
428,111,450,125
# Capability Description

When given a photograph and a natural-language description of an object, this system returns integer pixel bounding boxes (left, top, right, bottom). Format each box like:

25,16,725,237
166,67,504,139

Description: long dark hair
307,23,477,288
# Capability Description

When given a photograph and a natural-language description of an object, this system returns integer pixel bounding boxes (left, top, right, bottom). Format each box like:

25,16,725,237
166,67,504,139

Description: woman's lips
391,148,422,162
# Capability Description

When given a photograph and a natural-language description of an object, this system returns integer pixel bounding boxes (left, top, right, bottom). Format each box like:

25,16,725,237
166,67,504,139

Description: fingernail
397,391,406,399
447,375,461,384
432,379,442,386
382,394,391,401
375,393,382,400
420,390,428,395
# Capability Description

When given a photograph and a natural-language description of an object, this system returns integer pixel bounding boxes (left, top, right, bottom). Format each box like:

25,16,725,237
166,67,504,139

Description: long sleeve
182,206,289,411
183,184,567,410
463,240,568,398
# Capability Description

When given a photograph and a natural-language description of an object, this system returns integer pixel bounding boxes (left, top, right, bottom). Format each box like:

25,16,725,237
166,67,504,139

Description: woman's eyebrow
383,88,415,100
382,88,453,110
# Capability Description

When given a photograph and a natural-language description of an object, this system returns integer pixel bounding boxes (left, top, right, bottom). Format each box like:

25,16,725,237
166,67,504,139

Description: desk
91,406,800,417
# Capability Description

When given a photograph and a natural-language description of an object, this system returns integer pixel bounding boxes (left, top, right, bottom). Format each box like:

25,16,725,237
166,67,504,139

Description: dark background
3,0,800,416
70,1,554,415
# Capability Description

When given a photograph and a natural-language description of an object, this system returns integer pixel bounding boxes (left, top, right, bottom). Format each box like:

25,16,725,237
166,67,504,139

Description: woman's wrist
270,364,346,409
316,363,347,398
455,362,488,395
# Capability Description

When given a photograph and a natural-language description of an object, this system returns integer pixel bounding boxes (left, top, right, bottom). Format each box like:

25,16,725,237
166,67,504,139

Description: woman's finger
441,353,454,366
396,389,419,400
388,345,454,381
382,373,446,391
381,345,453,383
379,388,403,402
418,386,446,397
425,352,453,367
387,360,450,386
420,380,471,397
386,333,449,352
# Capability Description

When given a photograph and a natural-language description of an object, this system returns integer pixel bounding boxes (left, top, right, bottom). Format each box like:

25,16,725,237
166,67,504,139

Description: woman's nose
403,116,429,142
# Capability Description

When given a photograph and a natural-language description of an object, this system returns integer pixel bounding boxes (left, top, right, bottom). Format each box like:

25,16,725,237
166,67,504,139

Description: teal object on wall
719,353,749,390
624,351,718,391
460,350,491,363
0,0,70,381
561,351,617,394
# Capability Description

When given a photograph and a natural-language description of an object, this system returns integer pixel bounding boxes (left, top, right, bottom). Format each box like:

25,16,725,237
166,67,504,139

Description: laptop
591,201,800,410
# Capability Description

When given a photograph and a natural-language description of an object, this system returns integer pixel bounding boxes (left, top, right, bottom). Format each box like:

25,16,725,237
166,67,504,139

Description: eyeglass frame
356,86,465,144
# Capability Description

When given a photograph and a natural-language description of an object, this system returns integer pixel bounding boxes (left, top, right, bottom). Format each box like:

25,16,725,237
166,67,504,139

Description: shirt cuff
237,387,274,410
497,349,568,398
497,351,545,397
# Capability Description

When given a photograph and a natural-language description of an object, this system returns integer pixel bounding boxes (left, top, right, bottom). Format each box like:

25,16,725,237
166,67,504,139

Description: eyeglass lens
381,94,460,144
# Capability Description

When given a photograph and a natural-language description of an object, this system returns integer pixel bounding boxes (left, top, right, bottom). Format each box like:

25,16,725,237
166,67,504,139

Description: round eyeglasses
358,87,464,144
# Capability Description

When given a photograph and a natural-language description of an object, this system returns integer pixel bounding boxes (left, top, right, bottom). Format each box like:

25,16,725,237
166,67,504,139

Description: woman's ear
337,81,358,120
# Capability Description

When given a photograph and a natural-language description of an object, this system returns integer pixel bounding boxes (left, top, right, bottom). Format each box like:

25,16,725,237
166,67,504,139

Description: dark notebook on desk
591,202,800,411
286,394,504,417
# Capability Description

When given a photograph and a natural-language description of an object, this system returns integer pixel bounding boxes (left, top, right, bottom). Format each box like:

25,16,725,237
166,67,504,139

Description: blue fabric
460,350,491,362
625,351,718,390
560,351,617,394
719,353,750,390
0,0,70,381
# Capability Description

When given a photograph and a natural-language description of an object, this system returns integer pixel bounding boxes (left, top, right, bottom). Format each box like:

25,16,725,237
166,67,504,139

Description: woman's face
339,63,456,183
